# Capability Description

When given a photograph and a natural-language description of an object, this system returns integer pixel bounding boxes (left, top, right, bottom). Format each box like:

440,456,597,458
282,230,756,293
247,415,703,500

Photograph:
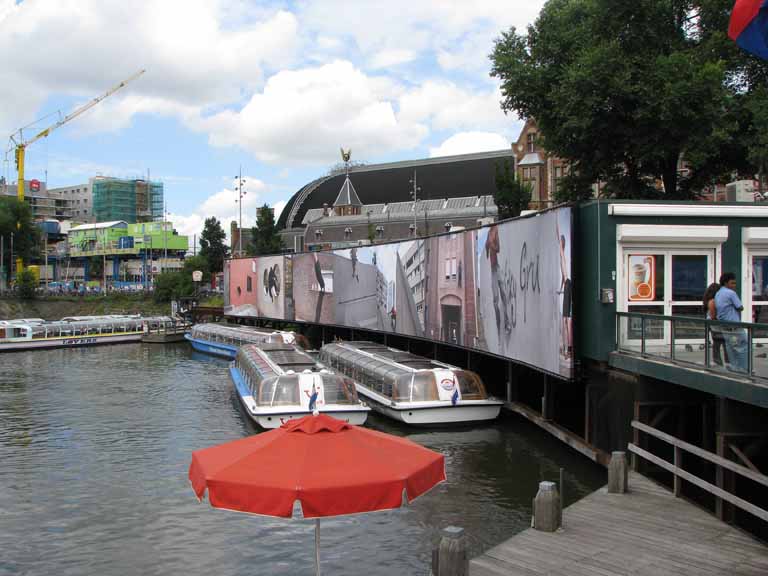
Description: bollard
533,481,561,532
435,526,468,576
607,451,629,494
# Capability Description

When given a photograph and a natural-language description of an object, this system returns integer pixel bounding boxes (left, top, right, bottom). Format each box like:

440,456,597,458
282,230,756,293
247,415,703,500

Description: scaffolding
92,177,164,223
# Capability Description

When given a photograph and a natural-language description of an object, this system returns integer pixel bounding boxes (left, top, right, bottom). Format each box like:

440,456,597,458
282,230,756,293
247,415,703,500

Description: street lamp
234,166,246,256
409,169,421,237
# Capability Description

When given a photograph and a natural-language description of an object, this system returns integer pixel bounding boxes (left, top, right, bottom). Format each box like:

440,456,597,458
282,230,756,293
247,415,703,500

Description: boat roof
238,343,319,376
324,341,452,372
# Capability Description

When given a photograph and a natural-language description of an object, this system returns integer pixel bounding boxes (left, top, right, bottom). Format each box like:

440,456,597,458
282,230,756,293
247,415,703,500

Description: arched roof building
278,149,515,251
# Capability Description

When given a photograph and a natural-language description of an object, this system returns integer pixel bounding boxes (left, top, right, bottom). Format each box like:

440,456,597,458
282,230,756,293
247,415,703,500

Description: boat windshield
454,370,488,400
411,371,439,402
271,375,301,406
320,374,359,405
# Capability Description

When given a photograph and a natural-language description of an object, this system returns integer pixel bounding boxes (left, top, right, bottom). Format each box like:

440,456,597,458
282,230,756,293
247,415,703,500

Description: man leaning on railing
714,272,747,373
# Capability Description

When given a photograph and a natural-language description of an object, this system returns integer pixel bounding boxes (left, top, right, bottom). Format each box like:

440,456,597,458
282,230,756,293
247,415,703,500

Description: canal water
0,344,605,575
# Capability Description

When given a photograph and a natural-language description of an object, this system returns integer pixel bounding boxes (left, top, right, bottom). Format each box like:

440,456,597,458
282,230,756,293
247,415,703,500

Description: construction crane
7,69,145,274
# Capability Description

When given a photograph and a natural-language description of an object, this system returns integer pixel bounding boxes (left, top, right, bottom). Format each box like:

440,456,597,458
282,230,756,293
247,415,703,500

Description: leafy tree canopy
491,0,768,200
199,216,229,273
494,159,532,218
16,268,37,300
247,204,284,256
0,196,40,268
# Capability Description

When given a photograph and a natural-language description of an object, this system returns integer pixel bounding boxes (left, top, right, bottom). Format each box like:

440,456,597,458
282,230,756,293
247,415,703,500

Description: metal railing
629,420,768,523
615,311,768,379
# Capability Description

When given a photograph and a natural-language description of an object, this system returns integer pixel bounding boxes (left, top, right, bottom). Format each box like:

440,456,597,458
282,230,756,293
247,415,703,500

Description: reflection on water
0,344,604,575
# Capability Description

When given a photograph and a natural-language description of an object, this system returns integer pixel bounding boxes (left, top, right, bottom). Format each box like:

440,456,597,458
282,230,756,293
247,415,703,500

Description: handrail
631,421,768,488
616,310,768,333
615,310,768,377
628,420,768,523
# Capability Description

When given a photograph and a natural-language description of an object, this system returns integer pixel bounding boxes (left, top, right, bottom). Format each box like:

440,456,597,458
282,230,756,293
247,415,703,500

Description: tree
247,204,284,256
16,268,37,300
490,0,733,198
183,254,210,282
0,196,40,268
199,217,229,273
153,255,212,302
494,159,532,218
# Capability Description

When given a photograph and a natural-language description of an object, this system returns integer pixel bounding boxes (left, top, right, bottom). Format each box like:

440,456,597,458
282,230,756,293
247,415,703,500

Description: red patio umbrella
189,414,446,575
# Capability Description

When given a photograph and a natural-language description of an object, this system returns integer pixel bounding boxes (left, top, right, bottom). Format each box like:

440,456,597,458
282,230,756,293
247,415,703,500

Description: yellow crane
8,69,146,274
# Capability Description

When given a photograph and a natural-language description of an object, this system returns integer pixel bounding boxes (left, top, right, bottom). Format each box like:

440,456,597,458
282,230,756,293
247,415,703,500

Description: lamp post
409,169,420,237
234,166,246,256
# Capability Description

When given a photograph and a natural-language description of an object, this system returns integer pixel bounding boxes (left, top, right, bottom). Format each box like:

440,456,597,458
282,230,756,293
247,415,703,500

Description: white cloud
198,60,428,165
429,132,510,158
369,49,417,69
0,0,300,136
272,200,287,223
1,0,544,198
399,81,517,135
169,176,272,244
299,1,545,74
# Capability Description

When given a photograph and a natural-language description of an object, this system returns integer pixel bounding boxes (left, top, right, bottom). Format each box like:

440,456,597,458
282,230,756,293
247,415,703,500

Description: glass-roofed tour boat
184,323,309,359
319,341,503,425
0,316,171,352
230,343,370,428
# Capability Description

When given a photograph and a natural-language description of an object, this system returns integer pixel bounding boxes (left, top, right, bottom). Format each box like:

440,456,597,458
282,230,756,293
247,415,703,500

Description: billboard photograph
331,243,423,337
475,208,572,378
225,206,573,379
291,252,335,324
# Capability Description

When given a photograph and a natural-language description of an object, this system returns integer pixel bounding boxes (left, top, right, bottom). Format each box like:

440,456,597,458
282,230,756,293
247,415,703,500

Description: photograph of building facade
423,230,478,347
290,252,336,324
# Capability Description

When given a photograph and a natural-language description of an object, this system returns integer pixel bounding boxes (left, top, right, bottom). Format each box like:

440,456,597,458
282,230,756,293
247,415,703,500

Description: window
246,276,252,292
526,132,536,153
445,259,451,279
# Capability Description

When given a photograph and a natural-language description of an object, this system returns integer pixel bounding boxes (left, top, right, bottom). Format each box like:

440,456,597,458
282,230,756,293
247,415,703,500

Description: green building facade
68,221,188,257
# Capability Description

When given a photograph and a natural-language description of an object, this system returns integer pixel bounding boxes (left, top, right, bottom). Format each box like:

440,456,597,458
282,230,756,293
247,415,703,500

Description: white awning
743,227,768,245
617,224,728,245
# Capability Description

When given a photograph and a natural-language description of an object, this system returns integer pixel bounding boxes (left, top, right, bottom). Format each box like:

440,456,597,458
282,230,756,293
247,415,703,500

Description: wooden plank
729,443,762,474
470,472,768,576
632,420,768,488
628,443,768,522
503,401,607,464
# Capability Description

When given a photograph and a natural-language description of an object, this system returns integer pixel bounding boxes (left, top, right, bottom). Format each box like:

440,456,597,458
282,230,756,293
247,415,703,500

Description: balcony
612,311,768,408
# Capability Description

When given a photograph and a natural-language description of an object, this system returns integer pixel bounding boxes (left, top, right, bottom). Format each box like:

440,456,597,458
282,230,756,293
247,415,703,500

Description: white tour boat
185,323,309,359
230,343,370,428
0,316,168,352
319,341,503,425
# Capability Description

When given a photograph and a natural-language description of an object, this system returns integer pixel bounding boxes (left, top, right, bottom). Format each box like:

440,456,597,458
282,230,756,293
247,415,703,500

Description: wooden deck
470,473,768,576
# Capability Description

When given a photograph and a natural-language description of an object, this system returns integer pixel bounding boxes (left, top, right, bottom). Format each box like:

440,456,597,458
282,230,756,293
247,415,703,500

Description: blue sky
1,0,545,241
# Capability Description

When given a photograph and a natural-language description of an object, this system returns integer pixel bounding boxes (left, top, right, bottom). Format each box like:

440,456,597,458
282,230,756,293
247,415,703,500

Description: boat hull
230,366,369,429
184,334,238,358
356,386,502,425
0,332,142,352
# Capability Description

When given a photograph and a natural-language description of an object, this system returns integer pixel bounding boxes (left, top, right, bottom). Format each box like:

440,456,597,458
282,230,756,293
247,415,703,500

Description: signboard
226,206,574,379
628,255,655,301
192,270,203,282
29,179,40,192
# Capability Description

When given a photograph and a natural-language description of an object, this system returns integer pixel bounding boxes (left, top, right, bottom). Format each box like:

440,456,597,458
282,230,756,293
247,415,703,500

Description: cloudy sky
1,0,544,242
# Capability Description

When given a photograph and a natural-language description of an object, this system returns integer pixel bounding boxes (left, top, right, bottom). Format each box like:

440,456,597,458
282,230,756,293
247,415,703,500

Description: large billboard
225,207,573,379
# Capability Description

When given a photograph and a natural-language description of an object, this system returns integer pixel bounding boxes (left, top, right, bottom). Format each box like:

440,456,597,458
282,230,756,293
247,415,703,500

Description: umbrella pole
314,518,321,576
